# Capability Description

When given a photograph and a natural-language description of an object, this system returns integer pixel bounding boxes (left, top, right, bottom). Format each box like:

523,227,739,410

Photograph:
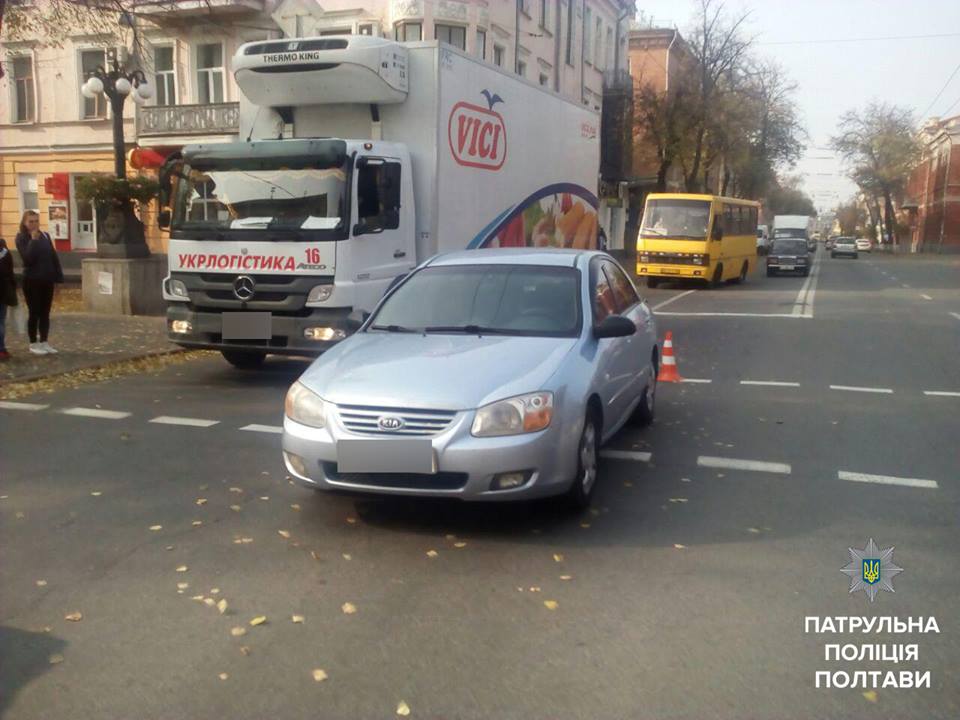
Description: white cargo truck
772,215,814,241
158,36,601,368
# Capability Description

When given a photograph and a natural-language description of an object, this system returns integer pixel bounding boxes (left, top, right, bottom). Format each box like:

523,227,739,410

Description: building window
539,72,549,86
540,0,550,28
517,59,526,77
493,45,505,68
18,174,39,213
583,7,592,62
153,46,176,107
394,21,422,42
320,29,350,36
435,24,466,50
594,18,603,68
606,27,614,70
80,49,107,119
358,23,376,36
518,0,530,16
196,43,224,104
476,30,487,60
187,178,222,222
10,55,35,123
565,0,574,66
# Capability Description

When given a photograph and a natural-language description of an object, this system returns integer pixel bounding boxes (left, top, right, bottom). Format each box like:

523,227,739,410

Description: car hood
299,332,579,410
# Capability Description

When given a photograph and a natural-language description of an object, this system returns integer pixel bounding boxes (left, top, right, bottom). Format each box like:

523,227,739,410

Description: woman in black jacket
15,210,64,355
0,236,18,361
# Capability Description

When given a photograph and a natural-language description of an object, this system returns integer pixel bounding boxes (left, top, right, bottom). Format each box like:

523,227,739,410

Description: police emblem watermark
841,538,903,602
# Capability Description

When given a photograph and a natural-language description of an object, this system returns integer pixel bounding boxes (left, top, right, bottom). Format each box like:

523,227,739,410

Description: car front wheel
566,411,600,510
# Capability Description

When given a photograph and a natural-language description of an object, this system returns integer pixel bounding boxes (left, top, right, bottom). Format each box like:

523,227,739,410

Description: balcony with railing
131,0,265,17
137,103,240,138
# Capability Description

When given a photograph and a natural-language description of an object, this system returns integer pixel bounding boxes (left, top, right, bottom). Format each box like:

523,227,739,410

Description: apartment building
1,0,634,256
903,115,960,253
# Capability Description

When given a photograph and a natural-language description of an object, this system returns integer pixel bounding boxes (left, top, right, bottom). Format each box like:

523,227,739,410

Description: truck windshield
640,199,711,240
172,164,347,234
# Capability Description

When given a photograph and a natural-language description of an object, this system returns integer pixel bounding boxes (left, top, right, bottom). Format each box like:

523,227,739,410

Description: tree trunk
882,191,897,251
686,124,706,192
656,160,670,192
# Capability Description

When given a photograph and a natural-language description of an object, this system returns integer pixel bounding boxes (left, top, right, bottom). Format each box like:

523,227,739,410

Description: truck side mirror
158,209,171,229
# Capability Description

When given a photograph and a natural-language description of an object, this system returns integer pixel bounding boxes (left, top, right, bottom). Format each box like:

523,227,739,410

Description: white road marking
902,283,911,289
921,294,933,301
656,311,801,318
651,289,697,312
697,456,791,474
924,391,960,397
839,471,938,490
791,250,822,317
681,378,713,383
950,312,960,322
829,385,893,394
740,380,801,387
240,424,283,434
600,450,652,462
61,407,131,420
150,416,220,428
0,401,49,411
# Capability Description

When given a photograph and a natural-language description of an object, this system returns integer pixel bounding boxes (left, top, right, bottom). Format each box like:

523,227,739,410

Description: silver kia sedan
282,249,659,508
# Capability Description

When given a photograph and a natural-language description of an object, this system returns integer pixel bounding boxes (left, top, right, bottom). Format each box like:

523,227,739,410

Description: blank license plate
222,312,272,340
661,269,680,275
337,439,435,474
779,265,795,271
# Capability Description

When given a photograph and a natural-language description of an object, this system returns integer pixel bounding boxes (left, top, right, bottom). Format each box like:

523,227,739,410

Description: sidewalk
1,288,177,385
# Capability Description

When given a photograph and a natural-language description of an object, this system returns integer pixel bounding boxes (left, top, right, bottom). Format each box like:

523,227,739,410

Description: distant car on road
767,238,811,277
756,225,770,256
831,237,858,259
855,238,873,253
282,249,659,509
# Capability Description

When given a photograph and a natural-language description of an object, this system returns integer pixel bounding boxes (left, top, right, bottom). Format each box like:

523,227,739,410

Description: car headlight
167,278,189,299
691,255,704,265
284,381,327,428
471,392,554,437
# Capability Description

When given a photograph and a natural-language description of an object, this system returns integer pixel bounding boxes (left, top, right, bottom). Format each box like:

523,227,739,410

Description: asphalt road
1,250,958,720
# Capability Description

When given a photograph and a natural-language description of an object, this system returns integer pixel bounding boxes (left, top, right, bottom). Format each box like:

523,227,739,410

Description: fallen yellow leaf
397,700,411,716
165,546,175,551
580,522,591,528
204,598,216,607
559,575,573,581
292,615,304,624
310,551,320,560
90,491,102,497
445,534,456,540
250,616,267,626
544,600,559,610
426,550,438,558
623,481,633,487
231,626,247,637
149,525,163,531
195,498,207,506
230,505,241,512
278,530,291,539
210,588,220,595
291,504,301,511
259,496,269,501
240,646,251,656
191,595,204,601
217,599,228,615
176,565,188,573
49,654,64,665
312,668,328,682
453,542,467,548
346,517,357,524
229,487,243,493
241,537,253,544
218,673,228,681
669,497,688,503
341,602,357,615
342,553,352,561
674,544,687,549
177,582,189,590
65,611,83,622
529,586,541,592
863,691,878,703
553,553,564,562
36,580,47,587
192,520,203,527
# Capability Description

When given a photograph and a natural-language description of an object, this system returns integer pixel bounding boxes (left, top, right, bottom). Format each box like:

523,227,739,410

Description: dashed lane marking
924,391,960,397
839,471,938,490
240,424,283,434
150,416,220,428
740,380,801,387
950,312,960,322
0,401,49,411
921,294,933,301
600,450,652,462
651,289,697,312
697,456,791,475
681,378,713,384
656,312,801,318
61,407,131,420
829,385,893,394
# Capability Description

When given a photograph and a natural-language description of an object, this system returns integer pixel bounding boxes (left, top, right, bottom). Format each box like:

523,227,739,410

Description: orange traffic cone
657,331,683,383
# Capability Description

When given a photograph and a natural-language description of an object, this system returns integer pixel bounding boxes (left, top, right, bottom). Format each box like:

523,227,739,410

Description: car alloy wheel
567,413,600,510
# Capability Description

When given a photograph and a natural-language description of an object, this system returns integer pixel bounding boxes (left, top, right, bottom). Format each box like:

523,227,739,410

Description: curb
0,346,187,387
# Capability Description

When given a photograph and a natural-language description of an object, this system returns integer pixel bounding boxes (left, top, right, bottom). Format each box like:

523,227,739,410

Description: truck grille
644,252,702,265
337,405,458,437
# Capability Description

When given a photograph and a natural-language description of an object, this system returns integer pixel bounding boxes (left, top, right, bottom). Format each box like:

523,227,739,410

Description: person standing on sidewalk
0,237,18,361
15,210,64,355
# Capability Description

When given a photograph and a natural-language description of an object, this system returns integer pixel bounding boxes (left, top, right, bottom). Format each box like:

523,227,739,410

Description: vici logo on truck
448,90,507,170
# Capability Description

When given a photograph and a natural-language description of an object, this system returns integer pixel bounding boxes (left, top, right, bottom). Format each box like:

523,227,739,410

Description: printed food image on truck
480,186,599,250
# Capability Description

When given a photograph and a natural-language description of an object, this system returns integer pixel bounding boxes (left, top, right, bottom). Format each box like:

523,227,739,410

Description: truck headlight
471,392,553,437
167,278,189,299
307,284,334,303
284,381,327,428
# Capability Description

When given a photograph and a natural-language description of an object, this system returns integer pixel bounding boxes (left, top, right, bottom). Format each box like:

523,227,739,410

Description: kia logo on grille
377,415,404,431
233,275,256,301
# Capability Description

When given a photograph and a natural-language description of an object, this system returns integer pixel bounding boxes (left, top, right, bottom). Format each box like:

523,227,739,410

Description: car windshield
771,240,808,254
640,199,711,239
172,163,347,234
370,264,582,337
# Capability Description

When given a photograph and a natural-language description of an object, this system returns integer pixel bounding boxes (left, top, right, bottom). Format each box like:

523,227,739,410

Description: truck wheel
646,277,659,289
221,350,266,369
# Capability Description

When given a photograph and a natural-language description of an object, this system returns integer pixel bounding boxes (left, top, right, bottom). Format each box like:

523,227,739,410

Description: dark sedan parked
766,239,811,277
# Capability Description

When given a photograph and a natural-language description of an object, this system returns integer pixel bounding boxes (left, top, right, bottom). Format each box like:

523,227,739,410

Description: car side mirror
158,209,171,229
594,315,636,339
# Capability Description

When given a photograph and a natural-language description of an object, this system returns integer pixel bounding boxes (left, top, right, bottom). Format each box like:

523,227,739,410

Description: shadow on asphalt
0,626,67,718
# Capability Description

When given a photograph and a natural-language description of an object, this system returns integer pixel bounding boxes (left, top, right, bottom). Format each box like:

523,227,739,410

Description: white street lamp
115,77,132,96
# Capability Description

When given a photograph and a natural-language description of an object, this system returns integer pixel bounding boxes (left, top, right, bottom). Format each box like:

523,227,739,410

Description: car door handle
393,250,406,258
